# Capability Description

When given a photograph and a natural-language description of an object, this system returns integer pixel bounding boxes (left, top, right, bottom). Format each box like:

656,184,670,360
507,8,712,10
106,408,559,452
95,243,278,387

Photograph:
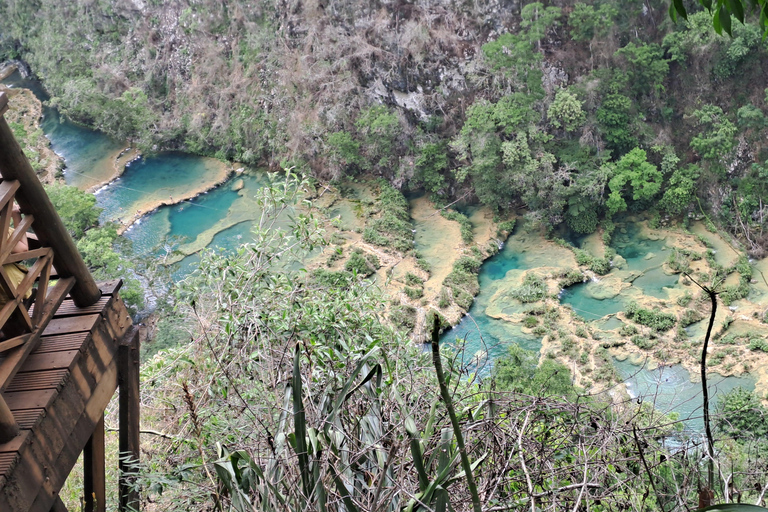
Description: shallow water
440,228,573,371
614,358,754,430
125,172,270,268
96,152,230,226
560,281,625,320
2,70,125,189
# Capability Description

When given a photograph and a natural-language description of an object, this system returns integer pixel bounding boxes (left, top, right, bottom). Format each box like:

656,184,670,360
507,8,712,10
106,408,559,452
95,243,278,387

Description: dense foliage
2,0,768,253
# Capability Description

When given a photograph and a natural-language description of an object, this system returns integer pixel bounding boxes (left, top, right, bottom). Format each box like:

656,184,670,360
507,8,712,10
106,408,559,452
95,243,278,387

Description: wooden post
0,91,101,307
84,415,106,512
0,392,19,442
118,326,140,512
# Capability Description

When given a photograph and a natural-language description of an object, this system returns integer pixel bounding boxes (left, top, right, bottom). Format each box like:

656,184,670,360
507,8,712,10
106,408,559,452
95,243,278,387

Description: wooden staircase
0,91,140,511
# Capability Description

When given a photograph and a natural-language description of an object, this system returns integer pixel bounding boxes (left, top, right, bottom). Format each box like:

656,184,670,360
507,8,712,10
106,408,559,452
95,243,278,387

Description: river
2,71,757,429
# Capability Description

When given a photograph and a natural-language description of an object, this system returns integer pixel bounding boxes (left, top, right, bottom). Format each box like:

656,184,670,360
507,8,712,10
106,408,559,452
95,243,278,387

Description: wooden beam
49,496,69,512
118,326,140,512
83,414,106,512
0,112,101,307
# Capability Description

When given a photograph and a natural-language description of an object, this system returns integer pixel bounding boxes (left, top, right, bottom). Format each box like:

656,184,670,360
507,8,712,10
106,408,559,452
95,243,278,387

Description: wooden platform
0,281,131,512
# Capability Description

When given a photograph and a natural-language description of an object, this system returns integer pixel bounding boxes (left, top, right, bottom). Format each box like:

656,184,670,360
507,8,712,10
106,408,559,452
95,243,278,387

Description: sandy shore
84,147,141,193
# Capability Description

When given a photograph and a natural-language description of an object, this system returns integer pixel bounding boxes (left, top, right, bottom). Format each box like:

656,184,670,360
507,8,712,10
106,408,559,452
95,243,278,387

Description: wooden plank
0,435,45,511
6,369,68,392
0,289,132,511
11,409,44,429
0,429,29,453
17,350,79,373
51,296,110,318
28,362,118,512
97,280,122,296
0,452,15,475
0,333,32,354
0,277,75,393
0,180,20,212
43,314,100,337
4,389,56,410
35,332,89,354
83,415,106,512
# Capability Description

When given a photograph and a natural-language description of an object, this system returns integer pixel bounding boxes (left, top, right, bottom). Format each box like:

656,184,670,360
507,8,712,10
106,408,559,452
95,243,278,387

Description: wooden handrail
0,91,100,307
0,90,102,443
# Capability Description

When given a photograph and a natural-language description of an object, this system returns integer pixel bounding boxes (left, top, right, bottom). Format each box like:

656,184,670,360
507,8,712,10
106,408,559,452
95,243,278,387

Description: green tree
690,104,737,162
325,130,360,177
569,2,618,41
414,141,448,197
520,2,562,44
606,148,662,215
737,103,766,129
547,88,586,132
596,90,636,155
355,105,401,172
715,387,768,439
493,343,576,399
615,42,669,99
659,164,701,215
44,183,100,238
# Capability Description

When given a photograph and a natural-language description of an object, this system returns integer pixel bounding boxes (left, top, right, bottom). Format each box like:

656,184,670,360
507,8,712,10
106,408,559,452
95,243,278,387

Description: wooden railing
0,91,102,443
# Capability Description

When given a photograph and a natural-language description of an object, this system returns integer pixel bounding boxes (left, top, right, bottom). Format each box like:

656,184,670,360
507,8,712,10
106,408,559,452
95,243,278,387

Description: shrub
404,286,424,300
680,308,704,327
497,219,516,237
442,210,474,244
619,324,639,337
558,269,584,288
404,272,424,286
625,302,676,332
438,287,452,308
524,316,539,328
312,269,353,289
345,249,379,277
510,273,547,303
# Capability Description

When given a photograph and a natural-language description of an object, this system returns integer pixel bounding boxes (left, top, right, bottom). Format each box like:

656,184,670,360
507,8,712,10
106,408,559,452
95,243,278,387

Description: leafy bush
716,387,768,439
404,286,424,300
345,248,379,277
679,308,704,327
524,316,539,328
312,269,353,288
404,272,424,286
625,302,676,332
509,273,547,303
364,182,413,252
558,269,584,288
438,287,452,308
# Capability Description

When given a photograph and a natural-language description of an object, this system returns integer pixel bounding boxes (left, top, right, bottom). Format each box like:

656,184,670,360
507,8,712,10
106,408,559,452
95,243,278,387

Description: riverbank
0,83,61,183
83,146,140,194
